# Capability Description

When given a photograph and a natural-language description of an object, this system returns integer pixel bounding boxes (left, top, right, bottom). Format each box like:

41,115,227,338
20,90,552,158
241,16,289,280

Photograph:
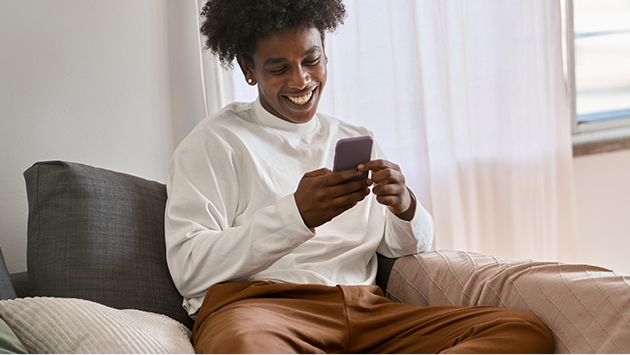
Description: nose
287,66,310,89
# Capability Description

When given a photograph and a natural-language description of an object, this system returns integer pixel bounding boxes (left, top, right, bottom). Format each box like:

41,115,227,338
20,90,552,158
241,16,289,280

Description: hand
294,167,371,229
359,160,416,221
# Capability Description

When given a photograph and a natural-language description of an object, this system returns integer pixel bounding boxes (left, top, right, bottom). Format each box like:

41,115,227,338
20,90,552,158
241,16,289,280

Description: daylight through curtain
198,0,579,263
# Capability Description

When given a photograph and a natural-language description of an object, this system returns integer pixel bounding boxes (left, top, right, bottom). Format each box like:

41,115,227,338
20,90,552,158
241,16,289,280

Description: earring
247,78,254,84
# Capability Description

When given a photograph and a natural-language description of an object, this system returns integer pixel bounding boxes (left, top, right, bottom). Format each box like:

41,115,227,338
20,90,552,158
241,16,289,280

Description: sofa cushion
23,161,193,329
0,297,193,354
386,250,630,354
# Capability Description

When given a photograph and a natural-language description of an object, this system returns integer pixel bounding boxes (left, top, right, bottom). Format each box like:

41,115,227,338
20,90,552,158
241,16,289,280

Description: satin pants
191,281,553,354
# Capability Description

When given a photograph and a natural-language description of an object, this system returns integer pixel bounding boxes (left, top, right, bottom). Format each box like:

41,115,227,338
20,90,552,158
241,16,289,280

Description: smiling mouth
284,87,316,106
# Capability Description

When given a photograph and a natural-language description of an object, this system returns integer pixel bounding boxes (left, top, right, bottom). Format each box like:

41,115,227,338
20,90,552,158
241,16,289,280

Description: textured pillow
0,297,194,354
23,161,193,329
386,250,630,354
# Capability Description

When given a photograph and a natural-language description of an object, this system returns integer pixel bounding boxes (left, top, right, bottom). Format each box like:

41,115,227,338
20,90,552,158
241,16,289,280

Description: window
568,0,630,147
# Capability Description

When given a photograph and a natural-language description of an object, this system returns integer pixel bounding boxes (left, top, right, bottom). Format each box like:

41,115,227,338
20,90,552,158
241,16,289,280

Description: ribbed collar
252,97,320,136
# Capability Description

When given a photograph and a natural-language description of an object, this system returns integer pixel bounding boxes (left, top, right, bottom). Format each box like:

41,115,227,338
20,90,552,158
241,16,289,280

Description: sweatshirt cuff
278,193,316,235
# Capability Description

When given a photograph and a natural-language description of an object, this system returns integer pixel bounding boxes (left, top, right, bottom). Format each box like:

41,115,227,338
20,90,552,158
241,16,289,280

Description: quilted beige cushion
386,250,630,354
0,297,194,354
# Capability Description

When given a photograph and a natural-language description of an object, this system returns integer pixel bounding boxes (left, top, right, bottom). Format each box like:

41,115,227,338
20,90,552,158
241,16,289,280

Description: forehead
253,27,323,64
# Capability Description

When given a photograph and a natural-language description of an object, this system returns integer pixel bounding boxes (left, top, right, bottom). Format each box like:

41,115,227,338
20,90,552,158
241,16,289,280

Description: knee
193,310,304,353
197,327,272,353
496,310,554,354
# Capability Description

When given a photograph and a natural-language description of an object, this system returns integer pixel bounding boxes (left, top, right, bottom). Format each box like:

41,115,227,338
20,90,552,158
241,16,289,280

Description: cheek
258,79,283,100
315,66,327,87
264,77,284,97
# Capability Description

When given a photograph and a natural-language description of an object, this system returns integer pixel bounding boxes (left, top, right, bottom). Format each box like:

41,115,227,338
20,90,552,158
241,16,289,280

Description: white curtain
197,0,578,263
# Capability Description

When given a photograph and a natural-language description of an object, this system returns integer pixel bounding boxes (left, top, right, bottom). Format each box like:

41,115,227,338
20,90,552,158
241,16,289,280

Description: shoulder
174,101,257,157
185,102,258,141
316,111,373,138
193,101,255,134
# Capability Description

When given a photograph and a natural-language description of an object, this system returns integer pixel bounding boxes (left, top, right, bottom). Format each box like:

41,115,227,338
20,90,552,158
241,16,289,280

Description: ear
237,56,256,86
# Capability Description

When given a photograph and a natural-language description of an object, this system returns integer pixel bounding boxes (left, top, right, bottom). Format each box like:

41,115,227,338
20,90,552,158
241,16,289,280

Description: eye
304,57,320,66
268,66,288,75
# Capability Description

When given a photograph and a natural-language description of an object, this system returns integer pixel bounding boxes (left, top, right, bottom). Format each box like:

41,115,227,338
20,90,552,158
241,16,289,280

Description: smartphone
332,136,374,183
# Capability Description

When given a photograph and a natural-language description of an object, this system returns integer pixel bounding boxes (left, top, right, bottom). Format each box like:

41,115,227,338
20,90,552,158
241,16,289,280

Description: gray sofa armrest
9,272,30,298
0,248,17,300
375,253,397,292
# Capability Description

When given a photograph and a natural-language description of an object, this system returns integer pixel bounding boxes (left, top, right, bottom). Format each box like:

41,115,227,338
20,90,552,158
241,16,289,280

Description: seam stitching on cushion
389,263,429,305
558,264,618,352
437,251,472,303
464,251,487,306
590,268,630,331
485,266,572,352
570,265,624,352
396,254,454,305
501,264,591,353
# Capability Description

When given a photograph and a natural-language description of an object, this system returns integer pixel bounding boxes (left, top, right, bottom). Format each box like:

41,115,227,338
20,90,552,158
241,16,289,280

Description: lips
284,87,316,106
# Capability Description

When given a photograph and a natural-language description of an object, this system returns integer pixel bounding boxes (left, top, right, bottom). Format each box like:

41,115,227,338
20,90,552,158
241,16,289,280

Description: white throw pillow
0,297,194,354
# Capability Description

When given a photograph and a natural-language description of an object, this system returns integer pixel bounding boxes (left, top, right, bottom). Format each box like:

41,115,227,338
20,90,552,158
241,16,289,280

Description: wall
2,1,629,277
573,148,630,274
0,0,205,273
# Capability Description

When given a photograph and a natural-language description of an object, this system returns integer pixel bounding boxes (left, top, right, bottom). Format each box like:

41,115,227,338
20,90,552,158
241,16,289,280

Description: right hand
294,167,371,229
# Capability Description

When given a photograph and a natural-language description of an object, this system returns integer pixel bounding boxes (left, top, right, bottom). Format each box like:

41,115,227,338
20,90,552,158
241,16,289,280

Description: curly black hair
200,0,346,69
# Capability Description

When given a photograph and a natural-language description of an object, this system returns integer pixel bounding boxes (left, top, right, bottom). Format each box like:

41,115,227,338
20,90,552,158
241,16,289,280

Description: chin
283,93,321,123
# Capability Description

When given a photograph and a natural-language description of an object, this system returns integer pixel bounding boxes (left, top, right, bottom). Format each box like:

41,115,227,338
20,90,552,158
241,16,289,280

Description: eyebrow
263,45,321,66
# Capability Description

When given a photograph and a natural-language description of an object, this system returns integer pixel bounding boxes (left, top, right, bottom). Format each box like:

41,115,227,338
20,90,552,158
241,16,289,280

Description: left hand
358,160,416,221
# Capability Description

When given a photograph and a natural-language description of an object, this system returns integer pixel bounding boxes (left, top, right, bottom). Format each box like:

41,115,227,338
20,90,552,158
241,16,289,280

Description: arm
165,131,315,301
165,130,371,300
359,159,434,258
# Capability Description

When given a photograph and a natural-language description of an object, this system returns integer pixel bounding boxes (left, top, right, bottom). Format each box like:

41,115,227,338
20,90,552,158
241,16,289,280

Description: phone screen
333,136,373,182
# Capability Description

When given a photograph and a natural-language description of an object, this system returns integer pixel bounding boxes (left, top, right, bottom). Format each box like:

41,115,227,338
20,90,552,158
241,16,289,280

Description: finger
372,183,406,197
331,187,370,207
375,194,405,208
359,159,400,173
327,167,367,186
330,178,370,198
372,168,405,186
304,167,332,178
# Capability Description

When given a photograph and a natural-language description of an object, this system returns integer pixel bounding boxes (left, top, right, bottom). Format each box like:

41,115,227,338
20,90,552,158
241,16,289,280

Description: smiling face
238,27,327,124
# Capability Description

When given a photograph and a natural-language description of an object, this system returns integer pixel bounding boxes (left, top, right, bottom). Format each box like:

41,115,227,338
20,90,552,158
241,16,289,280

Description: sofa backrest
23,161,193,329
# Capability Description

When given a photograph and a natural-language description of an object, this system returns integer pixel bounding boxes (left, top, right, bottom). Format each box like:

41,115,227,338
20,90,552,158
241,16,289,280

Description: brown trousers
192,281,553,354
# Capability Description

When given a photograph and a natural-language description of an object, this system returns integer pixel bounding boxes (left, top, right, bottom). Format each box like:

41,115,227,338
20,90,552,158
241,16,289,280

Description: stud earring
247,78,254,84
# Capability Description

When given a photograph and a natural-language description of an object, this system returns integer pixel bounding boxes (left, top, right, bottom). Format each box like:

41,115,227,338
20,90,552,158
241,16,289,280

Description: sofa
0,160,628,353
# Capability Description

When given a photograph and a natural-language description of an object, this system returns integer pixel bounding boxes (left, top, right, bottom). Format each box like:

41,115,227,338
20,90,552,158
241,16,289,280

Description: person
164,0,554,353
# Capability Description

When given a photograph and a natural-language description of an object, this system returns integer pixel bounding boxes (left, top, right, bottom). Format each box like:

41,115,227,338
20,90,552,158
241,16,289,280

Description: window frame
565,0,630,150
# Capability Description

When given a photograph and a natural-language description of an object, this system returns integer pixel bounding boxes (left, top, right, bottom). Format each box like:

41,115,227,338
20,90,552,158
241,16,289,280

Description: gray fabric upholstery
0,249,17,301
9,273,29,299
375,253,396,292
23,161,193,329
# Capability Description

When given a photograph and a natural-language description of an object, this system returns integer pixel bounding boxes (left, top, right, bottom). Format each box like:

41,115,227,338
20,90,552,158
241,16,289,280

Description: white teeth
286,90,313,105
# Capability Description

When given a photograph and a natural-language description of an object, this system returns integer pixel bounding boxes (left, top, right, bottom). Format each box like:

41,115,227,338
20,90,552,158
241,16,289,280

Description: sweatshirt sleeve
376,194,435,258
370,139,435,258
164,129,314,302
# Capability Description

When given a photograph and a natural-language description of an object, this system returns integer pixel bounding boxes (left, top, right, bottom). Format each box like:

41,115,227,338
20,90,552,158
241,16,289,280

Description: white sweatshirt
165,98,434,316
